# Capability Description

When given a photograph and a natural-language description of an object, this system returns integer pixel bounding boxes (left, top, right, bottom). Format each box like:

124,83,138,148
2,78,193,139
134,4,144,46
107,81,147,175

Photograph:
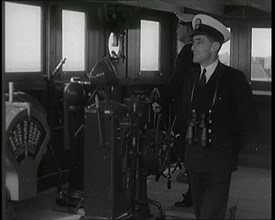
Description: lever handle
95,95,104,147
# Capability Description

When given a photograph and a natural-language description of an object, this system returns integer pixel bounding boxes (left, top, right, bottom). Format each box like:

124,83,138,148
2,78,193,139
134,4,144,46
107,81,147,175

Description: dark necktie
200,68,206,88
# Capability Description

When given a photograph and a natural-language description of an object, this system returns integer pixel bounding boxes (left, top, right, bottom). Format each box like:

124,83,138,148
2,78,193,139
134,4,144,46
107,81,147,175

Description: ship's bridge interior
2,0,271,219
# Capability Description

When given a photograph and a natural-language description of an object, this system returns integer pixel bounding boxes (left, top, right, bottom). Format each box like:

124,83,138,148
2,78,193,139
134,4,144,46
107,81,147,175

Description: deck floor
5,165,271,220
147,165,271,219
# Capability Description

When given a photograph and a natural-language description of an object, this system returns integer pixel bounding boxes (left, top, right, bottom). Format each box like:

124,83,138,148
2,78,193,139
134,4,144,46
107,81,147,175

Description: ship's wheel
145,88,183,189
151,113,182,189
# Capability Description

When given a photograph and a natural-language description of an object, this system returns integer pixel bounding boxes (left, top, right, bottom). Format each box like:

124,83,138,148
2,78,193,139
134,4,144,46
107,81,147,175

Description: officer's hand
152,102,162,113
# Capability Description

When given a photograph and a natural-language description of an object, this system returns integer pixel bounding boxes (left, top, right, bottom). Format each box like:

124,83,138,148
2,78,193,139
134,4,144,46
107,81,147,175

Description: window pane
5,2,41,72
62,10,85,71
140,20,160,71
218,28,231,66
251,28,271,82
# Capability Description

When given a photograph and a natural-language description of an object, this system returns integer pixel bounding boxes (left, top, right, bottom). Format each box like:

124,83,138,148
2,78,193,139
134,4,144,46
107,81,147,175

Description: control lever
155,113,161,143
95,95,105,147
50,58,66,80
74,124,84,137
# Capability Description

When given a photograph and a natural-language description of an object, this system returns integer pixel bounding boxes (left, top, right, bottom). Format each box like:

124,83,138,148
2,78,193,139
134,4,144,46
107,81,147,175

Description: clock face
7,117,46,164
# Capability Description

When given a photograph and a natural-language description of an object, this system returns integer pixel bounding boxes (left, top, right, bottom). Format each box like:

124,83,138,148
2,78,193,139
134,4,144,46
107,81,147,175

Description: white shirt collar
200,59,219,83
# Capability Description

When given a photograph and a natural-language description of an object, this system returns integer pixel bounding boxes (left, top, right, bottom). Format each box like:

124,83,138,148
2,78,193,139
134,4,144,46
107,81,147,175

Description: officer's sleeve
234,72,258,153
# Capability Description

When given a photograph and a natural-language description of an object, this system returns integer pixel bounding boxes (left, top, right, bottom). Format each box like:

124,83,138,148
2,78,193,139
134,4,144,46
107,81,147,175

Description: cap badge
195,18,202,30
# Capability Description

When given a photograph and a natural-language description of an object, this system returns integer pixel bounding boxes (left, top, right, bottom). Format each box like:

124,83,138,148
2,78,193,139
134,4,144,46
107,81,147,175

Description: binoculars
185,109,212,147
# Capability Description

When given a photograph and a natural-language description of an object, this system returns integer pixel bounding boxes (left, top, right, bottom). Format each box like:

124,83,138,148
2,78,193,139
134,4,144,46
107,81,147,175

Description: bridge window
5,2,41,72
62,10,86,71
140,20,160,71
251,28,271,82
218,28,231,66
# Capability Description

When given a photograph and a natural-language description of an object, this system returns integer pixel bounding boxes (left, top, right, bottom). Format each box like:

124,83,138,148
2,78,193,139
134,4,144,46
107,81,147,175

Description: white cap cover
192,14,231,43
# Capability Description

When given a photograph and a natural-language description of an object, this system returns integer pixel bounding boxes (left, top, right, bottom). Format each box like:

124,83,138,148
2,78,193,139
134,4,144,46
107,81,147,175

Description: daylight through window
62,10,86,71
251,28,271,82
5,2,42,72
140,20,160,71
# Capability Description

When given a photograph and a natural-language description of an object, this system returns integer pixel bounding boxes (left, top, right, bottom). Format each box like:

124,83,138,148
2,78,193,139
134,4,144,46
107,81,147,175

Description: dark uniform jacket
156,43,199,161
157,42,198,113
182,61,257,173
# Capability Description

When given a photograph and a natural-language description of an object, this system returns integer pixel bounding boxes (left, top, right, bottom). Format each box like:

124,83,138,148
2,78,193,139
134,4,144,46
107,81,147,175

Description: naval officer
181,14,257,219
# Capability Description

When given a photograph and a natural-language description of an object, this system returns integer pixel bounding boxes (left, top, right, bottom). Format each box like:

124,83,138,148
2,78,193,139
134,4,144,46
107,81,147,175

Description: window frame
225,17,271,95
139,19,161,72
130,10,174,84
55,4,88,81
4,1,46,85
249,26,271,92
137,17,162,78
61,8,87,73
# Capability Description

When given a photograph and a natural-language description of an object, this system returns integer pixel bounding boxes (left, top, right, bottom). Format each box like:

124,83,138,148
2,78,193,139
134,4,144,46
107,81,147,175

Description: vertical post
8,82,13,103
2,1,6,219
